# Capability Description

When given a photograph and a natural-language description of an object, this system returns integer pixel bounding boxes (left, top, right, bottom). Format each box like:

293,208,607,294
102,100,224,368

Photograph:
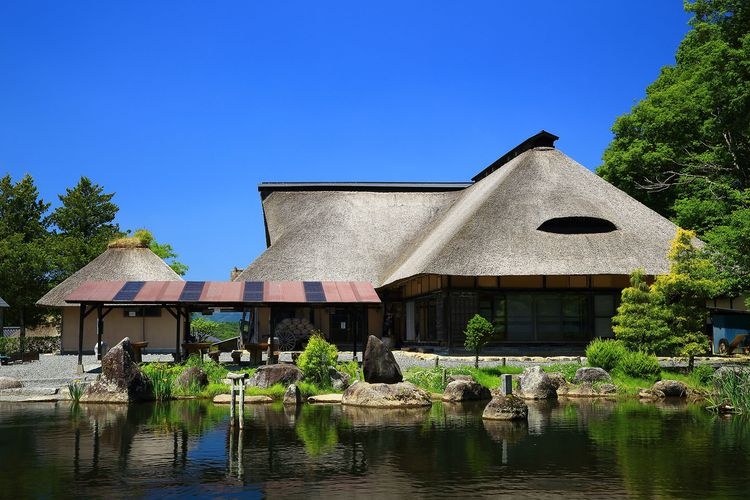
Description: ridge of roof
471,130,559,182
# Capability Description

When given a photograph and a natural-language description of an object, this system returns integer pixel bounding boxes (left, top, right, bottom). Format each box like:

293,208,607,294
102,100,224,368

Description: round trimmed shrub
618,350,661,379
585,338,627,371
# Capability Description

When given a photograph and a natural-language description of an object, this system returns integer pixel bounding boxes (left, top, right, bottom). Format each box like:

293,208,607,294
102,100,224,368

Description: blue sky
1,1,692,280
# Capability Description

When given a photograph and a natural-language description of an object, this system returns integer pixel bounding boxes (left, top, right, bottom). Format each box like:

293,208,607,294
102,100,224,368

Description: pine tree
49,176,121,276
654,228,721,365
612,269,672,354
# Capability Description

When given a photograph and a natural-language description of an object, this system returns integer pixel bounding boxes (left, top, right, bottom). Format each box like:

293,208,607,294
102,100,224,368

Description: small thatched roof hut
37,239,183,307
0,297,8,308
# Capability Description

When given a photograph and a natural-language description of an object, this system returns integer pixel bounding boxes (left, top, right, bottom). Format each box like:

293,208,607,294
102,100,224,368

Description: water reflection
0,398,748,497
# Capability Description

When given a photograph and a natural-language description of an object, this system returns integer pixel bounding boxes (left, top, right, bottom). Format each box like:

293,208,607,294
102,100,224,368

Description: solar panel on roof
243,281,264,302
113,281,145,301
303,281,326,302
179,281,205,301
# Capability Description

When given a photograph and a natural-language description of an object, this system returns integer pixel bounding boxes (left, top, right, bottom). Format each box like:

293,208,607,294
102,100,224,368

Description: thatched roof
0,296,8,308
37,247,183,307
238,145,678,287
236,189,464,284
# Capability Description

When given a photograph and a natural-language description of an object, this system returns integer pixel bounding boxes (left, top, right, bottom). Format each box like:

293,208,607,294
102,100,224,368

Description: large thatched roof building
37,240,184,353
237,132,679,348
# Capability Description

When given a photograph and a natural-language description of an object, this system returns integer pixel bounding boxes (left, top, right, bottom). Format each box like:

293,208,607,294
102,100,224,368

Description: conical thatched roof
37,246,184,307
238,145,678,288
382,147,677,284
0,296,8,308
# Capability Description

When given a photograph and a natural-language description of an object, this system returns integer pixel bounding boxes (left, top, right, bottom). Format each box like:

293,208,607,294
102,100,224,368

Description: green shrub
586,338,627,371
297,333,338,387
337,360,360,382
618,350,661,379
183,354,227,383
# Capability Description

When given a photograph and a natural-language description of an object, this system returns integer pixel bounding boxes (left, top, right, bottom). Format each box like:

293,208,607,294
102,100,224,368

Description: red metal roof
65,280,381,305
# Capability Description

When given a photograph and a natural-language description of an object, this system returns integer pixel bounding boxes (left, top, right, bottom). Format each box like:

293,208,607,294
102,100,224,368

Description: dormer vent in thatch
472,130,559,182
537,216,617,234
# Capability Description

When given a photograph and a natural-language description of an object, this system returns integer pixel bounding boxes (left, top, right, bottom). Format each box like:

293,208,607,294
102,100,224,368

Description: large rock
247,364,303,389
0,377,22,390
363,335,403,384
283,384,302,405
573,367,612,384
557,382,617,397
175,367,208,390
82,337,152,403
329,366,351,391
342,381,431,408
442,379,491,402
546,372,567,390
482,395,529,421
651,380,688,397
518,366,557,400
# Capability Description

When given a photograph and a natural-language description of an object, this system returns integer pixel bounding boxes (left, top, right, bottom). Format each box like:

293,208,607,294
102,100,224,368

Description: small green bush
297,333,338,387
183,354,227,383
586,338,627,371
464,314,494,368
618,350,661,379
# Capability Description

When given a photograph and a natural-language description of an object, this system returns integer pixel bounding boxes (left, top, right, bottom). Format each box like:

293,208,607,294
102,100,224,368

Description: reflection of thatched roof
239,145,677,287
37,247,183,307
0,296,8,308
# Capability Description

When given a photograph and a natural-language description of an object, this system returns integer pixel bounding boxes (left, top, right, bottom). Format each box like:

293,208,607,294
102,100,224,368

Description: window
537,216,617,234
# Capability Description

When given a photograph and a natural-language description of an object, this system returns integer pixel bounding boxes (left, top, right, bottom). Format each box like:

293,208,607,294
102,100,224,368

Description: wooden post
77,304,86,372
229,381,236,425
96,305,104,361
227,372,249,427
238,380,245,429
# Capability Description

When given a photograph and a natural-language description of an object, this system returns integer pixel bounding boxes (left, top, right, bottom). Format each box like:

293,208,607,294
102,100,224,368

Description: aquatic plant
710,368,750,414
67,380,85,403
143,363,175,401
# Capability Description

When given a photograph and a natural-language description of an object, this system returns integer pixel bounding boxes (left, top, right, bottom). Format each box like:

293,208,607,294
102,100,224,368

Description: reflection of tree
588,401,750,497
295,404,338,456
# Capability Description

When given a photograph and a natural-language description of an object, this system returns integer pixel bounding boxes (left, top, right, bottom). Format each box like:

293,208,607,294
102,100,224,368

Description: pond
0,399,748,498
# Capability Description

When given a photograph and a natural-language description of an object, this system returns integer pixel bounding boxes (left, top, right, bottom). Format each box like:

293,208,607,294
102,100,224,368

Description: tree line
0,174,187,332
599,0,750,303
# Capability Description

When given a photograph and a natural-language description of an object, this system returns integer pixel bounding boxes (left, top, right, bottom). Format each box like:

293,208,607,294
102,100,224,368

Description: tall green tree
0,174,53,337
612,269,672,354
598,0,750,221
598,0,750,302
49,176,121,276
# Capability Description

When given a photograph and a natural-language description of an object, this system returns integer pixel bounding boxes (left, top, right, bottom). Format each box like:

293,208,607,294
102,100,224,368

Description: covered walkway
65,280,380,368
